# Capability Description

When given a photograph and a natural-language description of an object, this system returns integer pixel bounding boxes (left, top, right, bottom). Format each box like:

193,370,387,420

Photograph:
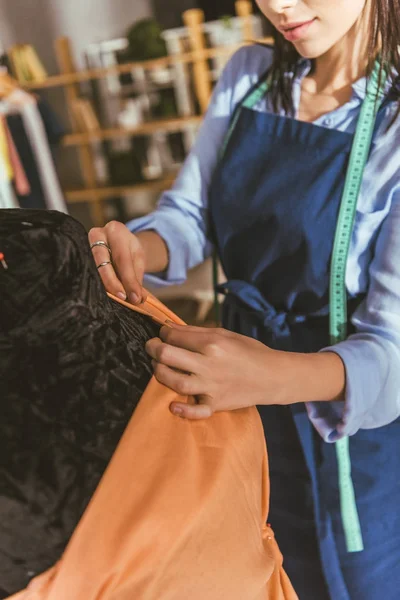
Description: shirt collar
351,77,369,100
291,58,392,102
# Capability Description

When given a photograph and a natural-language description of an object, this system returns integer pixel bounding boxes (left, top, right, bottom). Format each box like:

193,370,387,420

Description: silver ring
97,260,113,270
90,241,112,256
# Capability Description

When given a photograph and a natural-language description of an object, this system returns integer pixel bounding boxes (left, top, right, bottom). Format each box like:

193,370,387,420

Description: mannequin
1,209,296,600
0,209,160,595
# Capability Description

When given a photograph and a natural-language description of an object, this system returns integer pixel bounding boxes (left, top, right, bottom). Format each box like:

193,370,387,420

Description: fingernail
164,320,179,328
172,406,184,417
130,292,140,305
117,292,127,301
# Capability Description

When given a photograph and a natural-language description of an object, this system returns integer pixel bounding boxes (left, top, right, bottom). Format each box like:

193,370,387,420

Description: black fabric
0,209,160,595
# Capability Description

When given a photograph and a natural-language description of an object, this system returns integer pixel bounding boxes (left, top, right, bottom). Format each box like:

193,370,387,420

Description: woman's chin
292,39,334,60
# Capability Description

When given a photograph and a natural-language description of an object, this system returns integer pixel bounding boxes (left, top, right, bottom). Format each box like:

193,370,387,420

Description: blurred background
0,0,271,322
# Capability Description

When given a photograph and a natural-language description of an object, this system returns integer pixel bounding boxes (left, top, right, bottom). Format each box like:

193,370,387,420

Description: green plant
125,19,167,61
220,15,233,29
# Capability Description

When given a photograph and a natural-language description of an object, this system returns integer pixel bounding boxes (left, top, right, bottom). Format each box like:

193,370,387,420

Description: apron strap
218,67,271,161
213,69,272,322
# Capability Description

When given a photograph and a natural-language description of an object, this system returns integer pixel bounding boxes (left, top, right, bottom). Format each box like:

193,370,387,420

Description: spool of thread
0,252,8,269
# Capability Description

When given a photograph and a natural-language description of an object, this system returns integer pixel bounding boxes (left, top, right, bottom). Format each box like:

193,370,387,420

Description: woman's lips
280,19,316,42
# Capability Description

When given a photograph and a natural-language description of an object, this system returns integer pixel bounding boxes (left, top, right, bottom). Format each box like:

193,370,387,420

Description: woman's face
256,0,369,58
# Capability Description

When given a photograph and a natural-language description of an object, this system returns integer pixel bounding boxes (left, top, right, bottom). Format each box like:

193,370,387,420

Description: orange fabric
8,292,298,600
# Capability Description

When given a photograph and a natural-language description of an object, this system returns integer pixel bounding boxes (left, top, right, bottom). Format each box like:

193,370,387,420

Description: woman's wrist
267,349,346,406
136,230,170,274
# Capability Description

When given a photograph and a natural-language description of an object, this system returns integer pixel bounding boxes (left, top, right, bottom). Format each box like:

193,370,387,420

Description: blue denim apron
209,83,400,599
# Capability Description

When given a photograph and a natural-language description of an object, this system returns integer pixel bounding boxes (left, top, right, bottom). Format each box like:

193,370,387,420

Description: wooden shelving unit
27,43,246,91
65,176,177,203
21,1,268,226
62,116,203,147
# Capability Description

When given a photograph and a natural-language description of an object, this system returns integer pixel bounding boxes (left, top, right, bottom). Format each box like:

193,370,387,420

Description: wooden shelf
62,116,202,146
24,38,273,91
65,176,176,203
18,3,265,225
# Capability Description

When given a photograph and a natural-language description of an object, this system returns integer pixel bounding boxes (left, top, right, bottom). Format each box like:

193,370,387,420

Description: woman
89,1,400,598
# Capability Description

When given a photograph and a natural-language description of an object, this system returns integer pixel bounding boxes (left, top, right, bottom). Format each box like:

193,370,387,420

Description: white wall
0,0,153,70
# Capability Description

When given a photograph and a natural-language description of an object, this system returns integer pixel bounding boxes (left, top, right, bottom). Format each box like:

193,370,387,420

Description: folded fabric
1,209,297,600
7,291,297,600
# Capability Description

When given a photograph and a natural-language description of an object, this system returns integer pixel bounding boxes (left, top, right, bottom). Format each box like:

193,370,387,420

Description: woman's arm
145,192,400,426
144,323,345,420
308,189,400,441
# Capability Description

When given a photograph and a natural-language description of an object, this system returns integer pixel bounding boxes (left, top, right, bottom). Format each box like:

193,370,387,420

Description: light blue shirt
128,45,400,443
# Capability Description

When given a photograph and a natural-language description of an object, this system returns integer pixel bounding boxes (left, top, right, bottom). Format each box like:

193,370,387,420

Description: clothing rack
18,1,271,226
0,77,67,214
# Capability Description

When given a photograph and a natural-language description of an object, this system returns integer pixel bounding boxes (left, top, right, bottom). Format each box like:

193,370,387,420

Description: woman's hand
89,221,147,304
146,324,288,419
146,324,346,420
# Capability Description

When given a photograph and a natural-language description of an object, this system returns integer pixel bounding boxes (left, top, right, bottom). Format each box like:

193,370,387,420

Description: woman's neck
297,12,371,123
311,12,371,96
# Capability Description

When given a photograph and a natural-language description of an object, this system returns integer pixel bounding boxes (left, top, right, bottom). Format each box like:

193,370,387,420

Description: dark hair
267,0,400,116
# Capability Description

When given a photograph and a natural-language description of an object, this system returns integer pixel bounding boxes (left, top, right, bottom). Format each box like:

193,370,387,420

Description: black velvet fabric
0,209,160,595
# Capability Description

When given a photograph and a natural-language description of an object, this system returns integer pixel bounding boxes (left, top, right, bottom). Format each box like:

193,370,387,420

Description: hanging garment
18,96,67,213
36,98,65,145
4,119,30,196
6,113,47,209
0,117,14,181
0,91,66,211
1,209,297,600
0,127,18,208
208,76,400,600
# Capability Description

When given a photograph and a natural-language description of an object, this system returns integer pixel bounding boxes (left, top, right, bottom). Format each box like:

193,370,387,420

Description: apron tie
217,279,308,340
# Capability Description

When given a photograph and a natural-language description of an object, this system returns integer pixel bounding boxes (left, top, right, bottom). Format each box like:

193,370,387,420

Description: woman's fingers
159,325,226,355
88,227,127,300
146,337,204,374
170,401,213,420
151,361,205,398
164,322,237,339
89,222,146,304
105,221,145,304
159,327,209,354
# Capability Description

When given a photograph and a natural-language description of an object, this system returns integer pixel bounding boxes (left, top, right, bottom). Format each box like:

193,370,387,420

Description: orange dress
8,293,297,600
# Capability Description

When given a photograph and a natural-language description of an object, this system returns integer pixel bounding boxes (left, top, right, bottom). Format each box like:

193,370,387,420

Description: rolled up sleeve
127,196,210,287
308,191,400,441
